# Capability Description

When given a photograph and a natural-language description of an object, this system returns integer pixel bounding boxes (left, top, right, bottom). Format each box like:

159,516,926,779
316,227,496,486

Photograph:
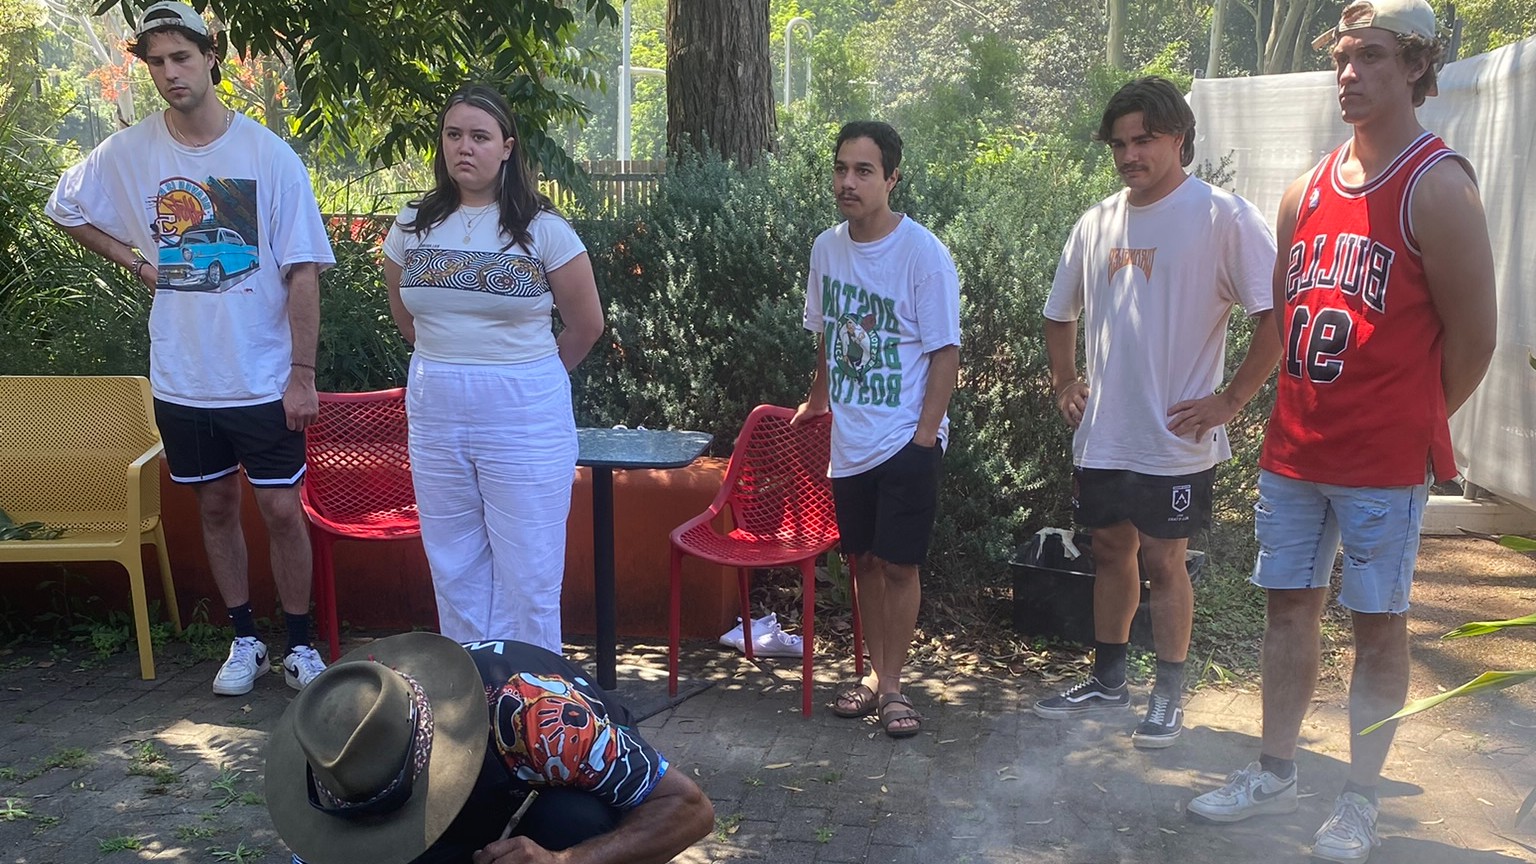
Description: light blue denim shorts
1250,469,1430,614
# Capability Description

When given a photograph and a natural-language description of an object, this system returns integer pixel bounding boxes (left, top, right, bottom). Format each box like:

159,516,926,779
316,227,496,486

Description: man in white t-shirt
46,2,335,698
793,121,961,739
1034,77,1279,748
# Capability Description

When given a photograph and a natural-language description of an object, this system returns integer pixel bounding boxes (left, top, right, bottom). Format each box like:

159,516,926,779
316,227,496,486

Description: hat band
306,669,436,820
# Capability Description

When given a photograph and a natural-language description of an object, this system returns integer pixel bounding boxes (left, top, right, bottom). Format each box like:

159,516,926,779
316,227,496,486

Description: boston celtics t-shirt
803,216,962,477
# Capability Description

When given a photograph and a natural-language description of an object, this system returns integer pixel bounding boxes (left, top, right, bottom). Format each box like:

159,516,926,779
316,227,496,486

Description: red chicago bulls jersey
1261,132,1461,486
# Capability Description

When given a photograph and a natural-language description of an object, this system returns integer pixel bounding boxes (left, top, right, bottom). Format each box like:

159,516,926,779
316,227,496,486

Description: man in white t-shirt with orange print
1036,76,1279,749
793,121,961,740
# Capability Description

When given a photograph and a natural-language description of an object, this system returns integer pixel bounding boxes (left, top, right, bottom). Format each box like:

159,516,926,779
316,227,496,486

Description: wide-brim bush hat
265,632,487,864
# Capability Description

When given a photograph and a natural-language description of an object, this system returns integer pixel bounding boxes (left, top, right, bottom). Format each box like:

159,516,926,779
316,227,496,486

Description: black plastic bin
1008,529,1205,650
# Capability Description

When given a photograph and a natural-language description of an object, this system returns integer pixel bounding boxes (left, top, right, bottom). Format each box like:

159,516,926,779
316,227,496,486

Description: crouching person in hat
266,632,714,864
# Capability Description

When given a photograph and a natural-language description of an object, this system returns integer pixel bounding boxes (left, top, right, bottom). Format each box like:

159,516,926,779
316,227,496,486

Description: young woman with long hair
382,84,604,651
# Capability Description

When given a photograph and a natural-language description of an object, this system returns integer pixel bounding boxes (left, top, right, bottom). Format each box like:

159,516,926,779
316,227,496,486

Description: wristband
291,362,317,371
1054,378,1084,398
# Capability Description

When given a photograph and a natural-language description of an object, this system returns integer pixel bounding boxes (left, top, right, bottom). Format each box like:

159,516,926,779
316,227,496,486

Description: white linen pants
406,353,577,652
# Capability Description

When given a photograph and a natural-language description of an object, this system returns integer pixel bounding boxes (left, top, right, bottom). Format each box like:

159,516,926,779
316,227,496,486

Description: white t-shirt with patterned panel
383,205,586,365
1043,175,1275,475
46,111,335,408
803,216,962,478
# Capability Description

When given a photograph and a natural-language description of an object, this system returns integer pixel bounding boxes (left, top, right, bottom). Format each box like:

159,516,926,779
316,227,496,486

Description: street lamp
784,16,811,105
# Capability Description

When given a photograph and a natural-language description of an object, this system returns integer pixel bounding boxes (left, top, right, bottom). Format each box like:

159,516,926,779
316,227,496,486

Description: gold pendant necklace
460,206,493,244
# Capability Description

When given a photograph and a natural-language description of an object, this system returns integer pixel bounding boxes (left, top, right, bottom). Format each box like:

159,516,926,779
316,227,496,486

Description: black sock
285,613,311,651
227,603,258,639
1153,659,1186,697
1093,641,1128,689
1342,780,1378,805
1259,754,1296,781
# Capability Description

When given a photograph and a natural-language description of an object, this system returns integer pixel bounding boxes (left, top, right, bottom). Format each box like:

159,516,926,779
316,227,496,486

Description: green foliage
571,137,833,439
94,0,618,182
0,509,65,541
316,218,408,391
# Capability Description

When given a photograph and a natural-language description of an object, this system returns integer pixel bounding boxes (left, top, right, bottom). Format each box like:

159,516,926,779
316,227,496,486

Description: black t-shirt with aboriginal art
292,640,669,864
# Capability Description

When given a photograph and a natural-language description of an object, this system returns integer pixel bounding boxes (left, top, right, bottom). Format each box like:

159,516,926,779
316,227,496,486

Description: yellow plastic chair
0,375,182,679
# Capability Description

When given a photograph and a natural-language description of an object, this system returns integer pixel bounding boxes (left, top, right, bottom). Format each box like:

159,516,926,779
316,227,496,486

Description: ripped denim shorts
1249,469,1429,614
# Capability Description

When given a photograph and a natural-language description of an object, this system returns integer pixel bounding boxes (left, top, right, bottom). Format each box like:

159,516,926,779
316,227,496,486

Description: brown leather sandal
831,683,879,718
878,693,922,738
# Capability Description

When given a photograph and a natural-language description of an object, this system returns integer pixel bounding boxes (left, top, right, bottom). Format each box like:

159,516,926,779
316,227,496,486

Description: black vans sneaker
1131,691,1184,749
1032,676,1131,719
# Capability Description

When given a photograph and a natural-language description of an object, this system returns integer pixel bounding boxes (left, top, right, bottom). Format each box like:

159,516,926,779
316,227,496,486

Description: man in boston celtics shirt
793,121,961,739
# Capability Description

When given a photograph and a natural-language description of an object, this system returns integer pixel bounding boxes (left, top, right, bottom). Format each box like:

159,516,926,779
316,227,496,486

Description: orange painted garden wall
1,458,737,641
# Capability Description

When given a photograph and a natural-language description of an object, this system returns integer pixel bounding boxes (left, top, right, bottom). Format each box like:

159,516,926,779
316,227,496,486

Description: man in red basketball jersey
1187,1,1497,860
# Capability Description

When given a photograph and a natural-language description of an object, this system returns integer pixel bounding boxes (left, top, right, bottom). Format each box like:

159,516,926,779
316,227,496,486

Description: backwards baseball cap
1312,0,1438,50
135,1,210,38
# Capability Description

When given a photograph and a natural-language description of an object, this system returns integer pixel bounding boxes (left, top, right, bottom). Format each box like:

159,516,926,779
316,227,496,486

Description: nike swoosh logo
1253,782,1292,802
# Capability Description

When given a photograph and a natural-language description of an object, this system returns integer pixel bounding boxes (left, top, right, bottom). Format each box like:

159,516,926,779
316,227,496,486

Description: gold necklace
167,107,232,148
460,205,494,243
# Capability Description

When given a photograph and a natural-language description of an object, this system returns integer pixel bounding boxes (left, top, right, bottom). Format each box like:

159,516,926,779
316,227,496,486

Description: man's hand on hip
1166,391,1239,443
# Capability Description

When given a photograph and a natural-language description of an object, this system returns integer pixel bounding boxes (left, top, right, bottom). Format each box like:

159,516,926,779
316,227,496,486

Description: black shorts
831,440,944,566
153,398,306,487
1073,466,1214,540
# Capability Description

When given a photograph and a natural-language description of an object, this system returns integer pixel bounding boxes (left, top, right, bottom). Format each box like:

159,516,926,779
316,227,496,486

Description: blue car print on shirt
157,226,258,291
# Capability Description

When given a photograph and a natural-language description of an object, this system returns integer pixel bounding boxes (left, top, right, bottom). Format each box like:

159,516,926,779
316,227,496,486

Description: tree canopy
95,0,618,181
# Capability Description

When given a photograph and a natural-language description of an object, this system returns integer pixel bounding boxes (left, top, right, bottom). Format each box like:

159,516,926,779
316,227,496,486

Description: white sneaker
718,613,803,657
283,645,327,691
1186,761,1299,822
719,613,775,652
1311,792,1379,862
212,636,270,696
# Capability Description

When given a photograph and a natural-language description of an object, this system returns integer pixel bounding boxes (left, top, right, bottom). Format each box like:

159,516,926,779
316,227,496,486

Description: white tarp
1190,37,1536,512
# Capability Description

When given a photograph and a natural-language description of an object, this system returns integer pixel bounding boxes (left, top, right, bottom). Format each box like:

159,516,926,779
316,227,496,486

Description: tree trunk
1206,0,1226,76
666,0,776,166
1264,0,1315,73
1106,0,1127,69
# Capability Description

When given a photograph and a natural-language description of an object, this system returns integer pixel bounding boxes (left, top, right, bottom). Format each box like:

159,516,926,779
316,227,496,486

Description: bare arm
472,769,714,864
283,262,320,431
791,337,831,425
913,343,958,447
547,252,605,373
1165,311,1280,442
58,222,156,289
1414,160,1497,415
1043,317,1086,428
1268,177,1307,345
383,257,415,345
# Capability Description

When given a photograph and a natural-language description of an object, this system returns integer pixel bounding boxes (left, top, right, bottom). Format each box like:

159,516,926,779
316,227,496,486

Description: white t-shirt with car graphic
47,110,334,408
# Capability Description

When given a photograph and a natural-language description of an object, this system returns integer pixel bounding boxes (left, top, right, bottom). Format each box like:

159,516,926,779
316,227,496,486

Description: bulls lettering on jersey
1260,132,1463,487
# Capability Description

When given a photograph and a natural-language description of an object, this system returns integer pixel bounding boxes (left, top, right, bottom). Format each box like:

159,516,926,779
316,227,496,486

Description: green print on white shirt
822,275,902,408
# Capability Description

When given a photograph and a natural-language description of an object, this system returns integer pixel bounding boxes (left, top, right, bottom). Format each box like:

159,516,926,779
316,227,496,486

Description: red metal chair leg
800,558,816,717
668,544,684,697
310,527,341,662
737,567,756,661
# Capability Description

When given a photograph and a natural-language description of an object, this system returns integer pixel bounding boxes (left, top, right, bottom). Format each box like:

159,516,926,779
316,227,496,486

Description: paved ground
2,537,1534,864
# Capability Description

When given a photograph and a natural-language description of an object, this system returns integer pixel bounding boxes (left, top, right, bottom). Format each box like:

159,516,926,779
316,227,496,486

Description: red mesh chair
301,389,421,660
668,404,862,716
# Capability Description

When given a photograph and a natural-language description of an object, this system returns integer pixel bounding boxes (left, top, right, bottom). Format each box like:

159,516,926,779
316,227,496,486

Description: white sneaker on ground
1186,761,1298,822
718,613,804,657
212,636,270,696
1311,792,1379,862
283,645,327,691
